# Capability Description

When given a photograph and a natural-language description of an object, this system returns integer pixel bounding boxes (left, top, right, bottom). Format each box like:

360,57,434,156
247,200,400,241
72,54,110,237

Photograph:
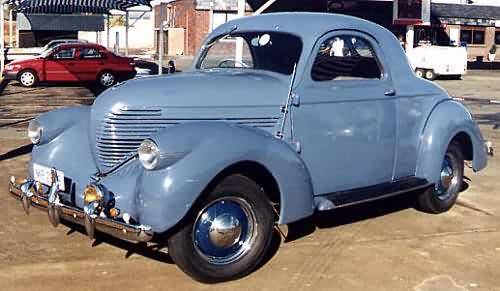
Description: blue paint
26,13,488,234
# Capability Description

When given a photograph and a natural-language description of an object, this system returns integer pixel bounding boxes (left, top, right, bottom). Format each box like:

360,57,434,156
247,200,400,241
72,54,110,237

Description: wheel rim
416,70,423,78
100,72,115,86
426,71,434,79
20,72,35,86
193,197,257,265
436,154,459,200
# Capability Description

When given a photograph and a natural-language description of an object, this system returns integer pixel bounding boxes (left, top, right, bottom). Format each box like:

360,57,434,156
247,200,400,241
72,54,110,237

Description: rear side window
311,35,382,81
80,47,102,59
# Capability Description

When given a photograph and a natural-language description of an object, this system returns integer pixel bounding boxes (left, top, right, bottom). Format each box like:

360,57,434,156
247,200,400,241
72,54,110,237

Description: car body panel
19,13,488,237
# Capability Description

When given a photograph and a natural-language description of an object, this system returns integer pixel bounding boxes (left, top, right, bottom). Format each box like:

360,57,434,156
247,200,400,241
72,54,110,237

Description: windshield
40,47,56,58
197,31,302,75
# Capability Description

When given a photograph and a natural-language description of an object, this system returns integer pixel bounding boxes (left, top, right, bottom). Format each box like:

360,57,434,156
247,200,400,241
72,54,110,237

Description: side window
311,35,382,81
53,48,76,59
80,47,102,59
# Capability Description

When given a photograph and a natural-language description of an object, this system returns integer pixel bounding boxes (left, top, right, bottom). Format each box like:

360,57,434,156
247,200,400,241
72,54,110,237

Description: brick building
154,0,252,56
155,0,500,60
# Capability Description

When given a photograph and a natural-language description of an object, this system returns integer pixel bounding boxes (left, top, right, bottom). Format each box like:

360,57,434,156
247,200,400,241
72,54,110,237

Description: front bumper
8,176,153,242
2,70,18,80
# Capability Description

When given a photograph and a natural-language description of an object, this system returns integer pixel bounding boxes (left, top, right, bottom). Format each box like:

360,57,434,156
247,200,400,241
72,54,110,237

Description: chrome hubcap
100,73,114,86
193,197,256,265
20,72,35,86
437,155,458,200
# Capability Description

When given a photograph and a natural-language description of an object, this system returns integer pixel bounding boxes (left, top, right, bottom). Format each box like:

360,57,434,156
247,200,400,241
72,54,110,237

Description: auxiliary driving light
83,184,104,204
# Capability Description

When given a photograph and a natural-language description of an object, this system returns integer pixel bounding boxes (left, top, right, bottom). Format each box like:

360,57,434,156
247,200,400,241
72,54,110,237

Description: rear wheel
168,174,275,283
417,141,464,214
424,69,437,81
18,70,38,87
98,71,116,87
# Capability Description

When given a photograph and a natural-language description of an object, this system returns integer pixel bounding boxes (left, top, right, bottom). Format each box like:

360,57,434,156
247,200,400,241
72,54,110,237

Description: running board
314,177,433,211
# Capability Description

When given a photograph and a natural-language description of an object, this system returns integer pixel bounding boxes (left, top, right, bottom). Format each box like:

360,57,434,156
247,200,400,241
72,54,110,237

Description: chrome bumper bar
8,176,153,242
486,141,494,156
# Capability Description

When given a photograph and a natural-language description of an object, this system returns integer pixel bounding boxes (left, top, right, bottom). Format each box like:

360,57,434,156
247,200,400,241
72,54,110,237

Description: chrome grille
96,108,280,169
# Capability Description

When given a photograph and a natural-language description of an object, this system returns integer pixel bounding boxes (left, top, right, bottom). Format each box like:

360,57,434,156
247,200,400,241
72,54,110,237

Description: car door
44,47,78,81
72,46,106,81
293,31,397,195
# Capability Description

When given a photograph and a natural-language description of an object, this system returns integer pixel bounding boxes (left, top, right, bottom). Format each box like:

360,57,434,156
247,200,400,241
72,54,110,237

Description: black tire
98,71,117,87
415,68,425,79
417,141,464,214
168,174,275,283
18,69,38,87
424,69,437,81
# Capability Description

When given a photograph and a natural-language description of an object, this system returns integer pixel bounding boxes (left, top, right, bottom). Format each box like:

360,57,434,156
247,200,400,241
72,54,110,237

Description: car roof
55,43,106,50
205,12,415,89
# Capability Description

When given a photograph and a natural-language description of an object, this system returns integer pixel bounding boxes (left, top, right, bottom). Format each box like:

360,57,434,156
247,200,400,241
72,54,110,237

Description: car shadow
0,144,33,161
57,181,473,273
7,80,107,97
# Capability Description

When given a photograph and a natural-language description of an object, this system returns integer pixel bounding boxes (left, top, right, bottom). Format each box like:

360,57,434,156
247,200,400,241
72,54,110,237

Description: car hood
94,70,290,108
8,56,42,65
90,70,290,171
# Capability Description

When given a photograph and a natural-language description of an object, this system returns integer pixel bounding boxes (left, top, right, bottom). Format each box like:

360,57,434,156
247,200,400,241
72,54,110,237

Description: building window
495,31,500,45
212,11,239,31
461,28,485,45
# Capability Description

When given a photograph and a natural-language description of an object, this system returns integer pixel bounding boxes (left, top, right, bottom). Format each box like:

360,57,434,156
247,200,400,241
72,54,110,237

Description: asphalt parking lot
0,71,499,291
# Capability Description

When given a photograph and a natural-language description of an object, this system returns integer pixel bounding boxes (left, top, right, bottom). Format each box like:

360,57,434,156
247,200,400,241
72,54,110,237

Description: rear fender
416,100,487,185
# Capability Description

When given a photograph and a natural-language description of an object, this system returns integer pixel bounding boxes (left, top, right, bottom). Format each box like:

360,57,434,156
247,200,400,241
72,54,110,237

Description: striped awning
4,0,151,14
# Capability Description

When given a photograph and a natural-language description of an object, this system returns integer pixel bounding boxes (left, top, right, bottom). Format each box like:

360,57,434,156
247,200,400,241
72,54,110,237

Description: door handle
384,89,396,96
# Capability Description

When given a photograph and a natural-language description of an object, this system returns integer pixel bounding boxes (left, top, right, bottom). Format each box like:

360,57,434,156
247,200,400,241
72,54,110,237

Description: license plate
33,163,65,191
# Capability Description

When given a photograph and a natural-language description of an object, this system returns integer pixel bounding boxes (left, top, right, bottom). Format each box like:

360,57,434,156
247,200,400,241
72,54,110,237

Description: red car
3,43,136,87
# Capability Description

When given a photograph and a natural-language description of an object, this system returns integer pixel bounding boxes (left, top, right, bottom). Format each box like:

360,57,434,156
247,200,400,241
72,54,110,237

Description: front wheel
416,141,464,214
18,70,38,87
415,68,425,79
168,174,275,283
424,69,437,81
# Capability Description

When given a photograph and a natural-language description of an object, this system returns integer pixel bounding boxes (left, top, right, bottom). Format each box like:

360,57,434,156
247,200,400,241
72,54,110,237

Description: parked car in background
6,39,88,62
3,43,136,87
407,44,468,80
9,13,492,283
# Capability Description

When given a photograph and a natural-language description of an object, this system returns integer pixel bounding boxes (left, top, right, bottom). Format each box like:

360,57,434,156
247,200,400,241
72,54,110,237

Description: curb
452,96,500,104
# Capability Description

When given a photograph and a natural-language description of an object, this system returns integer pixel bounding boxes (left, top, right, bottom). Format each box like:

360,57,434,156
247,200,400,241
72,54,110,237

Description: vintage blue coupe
9,13,492,282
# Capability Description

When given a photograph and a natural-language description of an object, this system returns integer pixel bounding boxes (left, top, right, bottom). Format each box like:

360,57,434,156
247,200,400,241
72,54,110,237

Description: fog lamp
83,184,104,204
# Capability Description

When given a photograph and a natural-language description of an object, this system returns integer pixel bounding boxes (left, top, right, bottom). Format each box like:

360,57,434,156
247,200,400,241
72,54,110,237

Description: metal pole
9,8,13,47
253,0,276,15
15,13,19,47
125,11,129,55
115,31,119,54
106,14,110,49
235,0,245,65
158,4,164,75
1,4,5,74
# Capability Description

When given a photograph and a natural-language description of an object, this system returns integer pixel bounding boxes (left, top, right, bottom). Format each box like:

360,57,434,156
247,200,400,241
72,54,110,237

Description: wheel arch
200,161,281,220
415,100,488,185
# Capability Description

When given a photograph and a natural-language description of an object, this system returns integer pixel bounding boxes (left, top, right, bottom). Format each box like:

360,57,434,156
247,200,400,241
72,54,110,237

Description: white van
406,45,468,80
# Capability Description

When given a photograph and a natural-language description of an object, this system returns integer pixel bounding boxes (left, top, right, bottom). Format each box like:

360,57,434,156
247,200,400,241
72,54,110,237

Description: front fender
137,122,314,233
416,100,487,185
30,106,98,205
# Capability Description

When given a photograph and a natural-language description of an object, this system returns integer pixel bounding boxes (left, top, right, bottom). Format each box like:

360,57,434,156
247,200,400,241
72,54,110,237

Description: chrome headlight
27,119,42,144
138,139,160,170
